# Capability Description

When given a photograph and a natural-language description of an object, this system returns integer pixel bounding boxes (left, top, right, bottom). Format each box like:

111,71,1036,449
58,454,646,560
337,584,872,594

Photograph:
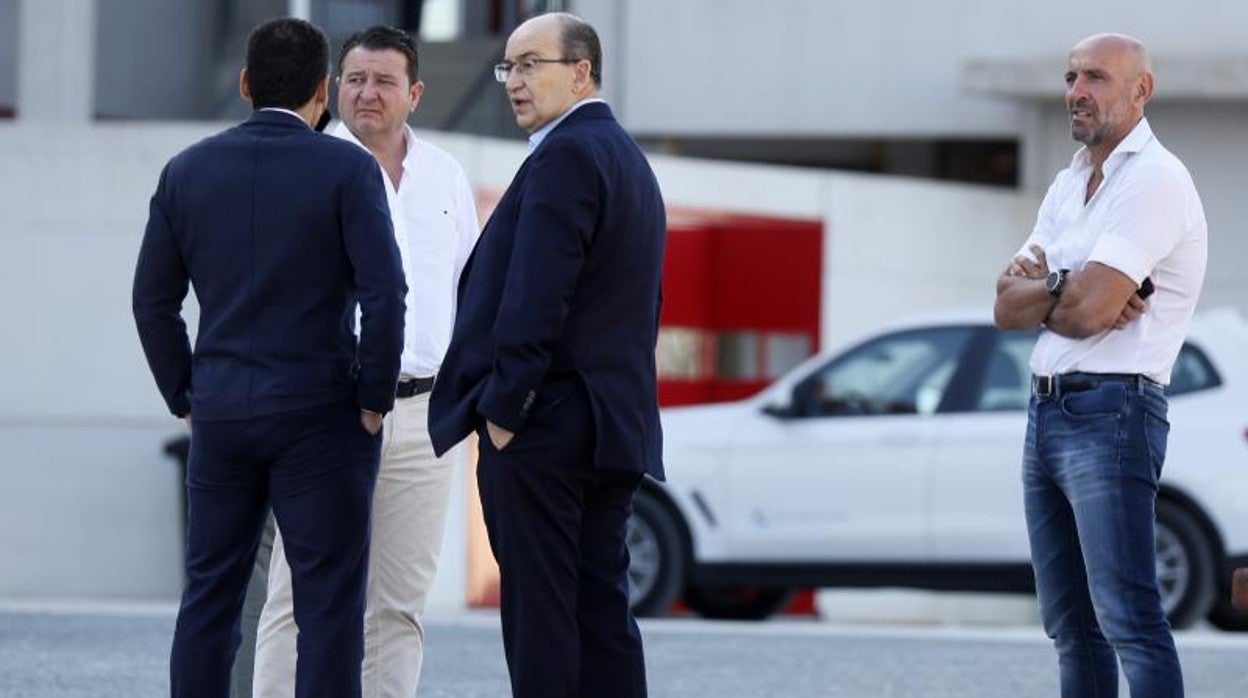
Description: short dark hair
339,25,420,84
558,14,602,87
246,18,329,110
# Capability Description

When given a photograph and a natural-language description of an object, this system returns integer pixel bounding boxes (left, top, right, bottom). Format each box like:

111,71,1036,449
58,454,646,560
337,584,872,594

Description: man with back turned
131,17,405,698
251,24,480,698
994,33,1206,697
429,11,666,698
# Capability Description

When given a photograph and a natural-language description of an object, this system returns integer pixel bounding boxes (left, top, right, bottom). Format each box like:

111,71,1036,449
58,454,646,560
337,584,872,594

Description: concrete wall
641,153,1030,347
0,121,213,599
95,0,220,119
0,121,479,604
0,120,1029,600
7,116,1242,601
0,0,15,111
574,0,1248,139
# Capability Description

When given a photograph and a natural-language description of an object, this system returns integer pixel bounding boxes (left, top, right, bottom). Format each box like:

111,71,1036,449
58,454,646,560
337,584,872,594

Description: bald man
994,34,1206,697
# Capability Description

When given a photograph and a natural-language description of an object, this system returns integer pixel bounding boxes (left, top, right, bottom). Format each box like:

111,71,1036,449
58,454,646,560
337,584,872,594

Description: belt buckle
395,377,416,399
395,375,434,399
1033,375,1054,397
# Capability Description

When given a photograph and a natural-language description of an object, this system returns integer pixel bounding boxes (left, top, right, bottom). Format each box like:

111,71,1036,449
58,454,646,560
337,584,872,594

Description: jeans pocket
1144,412,1170,480
1059,382,1125,420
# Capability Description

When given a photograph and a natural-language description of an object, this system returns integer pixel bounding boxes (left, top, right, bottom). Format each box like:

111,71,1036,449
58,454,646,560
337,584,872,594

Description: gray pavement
2,604,1247,697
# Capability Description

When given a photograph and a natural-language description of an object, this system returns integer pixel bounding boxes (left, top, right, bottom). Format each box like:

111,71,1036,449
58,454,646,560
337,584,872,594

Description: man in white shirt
995,34,1206,698
251,25,479,698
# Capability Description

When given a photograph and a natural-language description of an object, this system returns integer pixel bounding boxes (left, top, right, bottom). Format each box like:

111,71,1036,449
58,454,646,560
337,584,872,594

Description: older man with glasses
430,11,668,698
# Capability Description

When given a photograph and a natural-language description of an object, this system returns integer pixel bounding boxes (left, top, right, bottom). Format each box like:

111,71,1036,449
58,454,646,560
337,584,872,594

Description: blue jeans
1023,375,1182,698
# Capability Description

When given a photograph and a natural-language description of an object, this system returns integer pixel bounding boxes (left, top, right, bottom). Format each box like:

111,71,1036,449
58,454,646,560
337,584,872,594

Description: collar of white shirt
528,98,606,152
1070,117,1155,172
329,121,419,169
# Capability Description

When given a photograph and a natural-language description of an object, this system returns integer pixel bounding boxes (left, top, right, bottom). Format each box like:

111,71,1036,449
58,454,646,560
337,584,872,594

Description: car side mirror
761,401,794,419
763,379,819,419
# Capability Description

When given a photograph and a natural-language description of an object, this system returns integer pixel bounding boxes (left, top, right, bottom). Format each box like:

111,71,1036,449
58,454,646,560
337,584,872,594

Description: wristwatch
1046,268,1070,297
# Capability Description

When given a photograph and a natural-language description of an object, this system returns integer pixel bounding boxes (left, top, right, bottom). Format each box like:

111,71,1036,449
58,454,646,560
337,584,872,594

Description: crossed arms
993,244,1146,338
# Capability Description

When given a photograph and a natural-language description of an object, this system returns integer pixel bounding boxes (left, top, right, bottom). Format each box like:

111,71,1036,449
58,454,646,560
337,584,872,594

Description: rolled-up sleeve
1088,166,1186,284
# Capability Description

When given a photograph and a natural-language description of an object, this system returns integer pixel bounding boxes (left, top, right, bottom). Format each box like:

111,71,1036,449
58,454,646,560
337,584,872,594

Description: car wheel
1155,499,1216,629
627,490,684,617
683,585,794,621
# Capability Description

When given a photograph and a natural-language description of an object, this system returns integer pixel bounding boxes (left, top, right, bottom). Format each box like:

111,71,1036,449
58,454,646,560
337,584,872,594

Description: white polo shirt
1021,118,1207,384
333,122,480,378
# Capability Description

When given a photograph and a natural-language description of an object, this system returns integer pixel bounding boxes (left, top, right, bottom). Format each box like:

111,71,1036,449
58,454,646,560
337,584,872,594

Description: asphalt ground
3,603,1247,697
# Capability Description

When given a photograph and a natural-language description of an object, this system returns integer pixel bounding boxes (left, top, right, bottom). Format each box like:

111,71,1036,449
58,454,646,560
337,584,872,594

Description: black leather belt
1032,372,1156,398
396,375,435,399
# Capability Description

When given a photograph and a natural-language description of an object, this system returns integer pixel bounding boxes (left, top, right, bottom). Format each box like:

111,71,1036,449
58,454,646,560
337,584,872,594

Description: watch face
1046,270,1062,295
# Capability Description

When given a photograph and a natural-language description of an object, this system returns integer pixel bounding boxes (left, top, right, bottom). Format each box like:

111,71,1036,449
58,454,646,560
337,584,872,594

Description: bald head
1072,33,1152,77
513,12,602,86
502,12,601,133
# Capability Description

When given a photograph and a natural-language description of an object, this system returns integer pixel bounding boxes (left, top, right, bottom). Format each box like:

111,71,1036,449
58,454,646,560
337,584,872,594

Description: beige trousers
252,393,454,698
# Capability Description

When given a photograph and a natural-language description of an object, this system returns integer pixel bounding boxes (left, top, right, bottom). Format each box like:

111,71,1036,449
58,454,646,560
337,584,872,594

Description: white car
627,308,1248,629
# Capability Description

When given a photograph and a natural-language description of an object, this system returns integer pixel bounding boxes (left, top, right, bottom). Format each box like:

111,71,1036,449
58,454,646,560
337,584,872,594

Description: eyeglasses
493,56,581,83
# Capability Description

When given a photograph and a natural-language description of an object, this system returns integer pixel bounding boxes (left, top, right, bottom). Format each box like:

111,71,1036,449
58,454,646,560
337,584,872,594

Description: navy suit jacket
429,102,666,479
133,110,406,421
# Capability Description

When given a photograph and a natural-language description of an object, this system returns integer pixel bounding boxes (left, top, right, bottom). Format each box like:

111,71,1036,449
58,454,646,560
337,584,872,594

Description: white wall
0,121,530,604
3,115,1243,601
0,121,213,599
0,120,1031,600
574,0,1248,139
820,173,1030,346
0,0,16,110
636,152,1029,347
94,0,219,119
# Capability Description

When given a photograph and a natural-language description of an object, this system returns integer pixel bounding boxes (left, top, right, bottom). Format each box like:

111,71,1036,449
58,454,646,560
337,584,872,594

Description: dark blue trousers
170,399,380,698
476,380,647,698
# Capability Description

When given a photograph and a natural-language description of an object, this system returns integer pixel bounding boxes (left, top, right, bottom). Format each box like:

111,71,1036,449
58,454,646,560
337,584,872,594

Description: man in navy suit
429,12,666,698
132,18,405,698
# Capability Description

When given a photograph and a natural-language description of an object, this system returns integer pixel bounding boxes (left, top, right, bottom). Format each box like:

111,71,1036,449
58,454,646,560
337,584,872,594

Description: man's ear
1136,72,1155,105
409,80,425,113
239,68,251,104
573,60,592,93
316,75,330,104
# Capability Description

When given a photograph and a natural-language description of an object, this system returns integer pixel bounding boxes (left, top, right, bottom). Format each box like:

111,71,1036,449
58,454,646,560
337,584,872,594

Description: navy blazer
133,110,406,421
430,102,666,479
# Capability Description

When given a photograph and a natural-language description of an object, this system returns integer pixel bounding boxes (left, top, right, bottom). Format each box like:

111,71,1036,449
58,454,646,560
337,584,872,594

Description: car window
1168,343,1222,396
793,327,974,417
975,332,1037,412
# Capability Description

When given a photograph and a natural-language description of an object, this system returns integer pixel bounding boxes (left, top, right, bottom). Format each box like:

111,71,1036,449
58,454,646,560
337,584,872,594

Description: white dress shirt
332,122,480,377
1021,118,1208,384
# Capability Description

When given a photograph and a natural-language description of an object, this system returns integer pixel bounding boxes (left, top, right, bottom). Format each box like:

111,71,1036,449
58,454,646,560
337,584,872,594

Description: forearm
1043,269,1121,339
993,274,1055,331
1044,294,1105,339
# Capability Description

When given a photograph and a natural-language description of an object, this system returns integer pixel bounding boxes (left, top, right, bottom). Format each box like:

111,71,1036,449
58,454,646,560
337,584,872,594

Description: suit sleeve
343,157,407,414
132,165,193,417
477,138,599,432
